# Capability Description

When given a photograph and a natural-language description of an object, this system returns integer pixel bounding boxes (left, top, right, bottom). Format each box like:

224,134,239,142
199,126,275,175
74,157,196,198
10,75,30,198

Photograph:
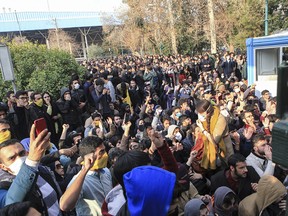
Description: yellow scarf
200,106,226,170
123,89,132,107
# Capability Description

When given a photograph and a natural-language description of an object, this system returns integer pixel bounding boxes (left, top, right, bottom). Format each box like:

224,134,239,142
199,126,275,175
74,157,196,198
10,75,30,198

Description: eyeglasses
55,164,63,169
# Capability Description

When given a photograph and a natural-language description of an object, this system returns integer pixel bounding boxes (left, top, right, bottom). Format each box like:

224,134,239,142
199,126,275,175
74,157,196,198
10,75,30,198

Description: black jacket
211,166,260,200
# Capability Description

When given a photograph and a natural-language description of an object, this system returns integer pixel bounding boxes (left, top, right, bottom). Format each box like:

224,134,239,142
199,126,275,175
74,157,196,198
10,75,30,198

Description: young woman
195,100,234,170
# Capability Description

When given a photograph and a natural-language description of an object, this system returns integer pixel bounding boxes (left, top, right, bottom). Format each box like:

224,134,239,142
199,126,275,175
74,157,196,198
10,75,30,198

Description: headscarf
214,186,236,216
184,198,206,216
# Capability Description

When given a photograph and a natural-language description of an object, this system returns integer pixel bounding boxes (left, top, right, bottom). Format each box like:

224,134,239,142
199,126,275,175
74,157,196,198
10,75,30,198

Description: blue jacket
1,162,62,215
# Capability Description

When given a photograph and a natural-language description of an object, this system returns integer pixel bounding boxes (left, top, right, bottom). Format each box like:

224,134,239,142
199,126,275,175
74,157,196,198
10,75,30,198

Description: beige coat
238,175,286,216
212,112,234,161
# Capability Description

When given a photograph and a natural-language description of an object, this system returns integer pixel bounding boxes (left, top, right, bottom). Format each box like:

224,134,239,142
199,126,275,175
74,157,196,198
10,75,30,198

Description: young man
0,126,62,215
11,90,31,140
60,136,113,215
246,134,275,177
0,119,12,144
211,153,260,201
237,110,263,157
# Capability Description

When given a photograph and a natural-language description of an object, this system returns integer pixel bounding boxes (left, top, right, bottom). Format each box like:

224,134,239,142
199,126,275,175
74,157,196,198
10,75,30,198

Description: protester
238,175,287,216
0,53,286,216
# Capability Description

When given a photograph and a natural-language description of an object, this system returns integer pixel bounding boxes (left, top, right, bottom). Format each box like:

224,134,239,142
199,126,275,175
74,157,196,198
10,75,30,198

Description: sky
0,0,125,13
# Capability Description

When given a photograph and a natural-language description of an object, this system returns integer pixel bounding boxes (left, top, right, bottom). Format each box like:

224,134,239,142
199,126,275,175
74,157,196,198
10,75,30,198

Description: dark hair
161,115,171,123
178,98,188,107
79,136,103,158
91,112,102,120
191,123,198,133
261,90,269,96
30,92,41,101
240,110,252,121
178,115,189,125
222,192,237,209
95,78,105,86
6,90,14,99
42,91,53,104
99,71,109,80
113,151,151,187
0,102,8,112
0,139,21,150
267,114,278,123
228,153,246,167
252,134,266,147
15,90,28,99
0,201,40,216
108,147,124,165
0,119,10,126
195,99,214,132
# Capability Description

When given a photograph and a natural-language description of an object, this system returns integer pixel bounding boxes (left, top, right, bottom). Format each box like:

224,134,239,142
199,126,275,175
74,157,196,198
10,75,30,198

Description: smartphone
34,118,47,136
124,113,129,124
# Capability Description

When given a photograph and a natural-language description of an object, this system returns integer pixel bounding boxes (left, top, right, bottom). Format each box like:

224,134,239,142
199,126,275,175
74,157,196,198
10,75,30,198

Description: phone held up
34,118,47,136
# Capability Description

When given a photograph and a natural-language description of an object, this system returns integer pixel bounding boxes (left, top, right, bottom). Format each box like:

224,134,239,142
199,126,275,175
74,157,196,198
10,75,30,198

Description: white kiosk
246,31,288,97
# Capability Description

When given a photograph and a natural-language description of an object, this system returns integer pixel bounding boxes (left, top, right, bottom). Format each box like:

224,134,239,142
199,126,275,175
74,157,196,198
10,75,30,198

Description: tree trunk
167,0,178,54
207,0,217,53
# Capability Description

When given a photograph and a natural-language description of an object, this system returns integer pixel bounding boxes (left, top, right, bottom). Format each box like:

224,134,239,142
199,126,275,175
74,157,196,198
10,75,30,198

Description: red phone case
34,118,47,135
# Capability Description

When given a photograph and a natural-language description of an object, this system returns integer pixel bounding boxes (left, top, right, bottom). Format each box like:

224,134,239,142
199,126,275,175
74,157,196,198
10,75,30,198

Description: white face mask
198,113,206,122
174,132,182,141
8,156,27,175
234,88,240,93
74,83,80,90
221,109,230,117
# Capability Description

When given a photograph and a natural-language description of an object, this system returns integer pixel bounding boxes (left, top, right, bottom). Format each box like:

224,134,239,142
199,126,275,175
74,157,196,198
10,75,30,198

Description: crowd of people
0,52,287,216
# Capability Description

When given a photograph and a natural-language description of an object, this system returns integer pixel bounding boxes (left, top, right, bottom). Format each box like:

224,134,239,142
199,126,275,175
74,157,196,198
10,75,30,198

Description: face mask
221,109,230,117
94,121,100,127
8,156,27,175
0,130,11,143
174,132,182,141
74,83,80,90
90,152,108,170
198,113,206,122
35,99,43,107
234,88,240,93
175,112,182,118
138,125,145,132
221,74,225,78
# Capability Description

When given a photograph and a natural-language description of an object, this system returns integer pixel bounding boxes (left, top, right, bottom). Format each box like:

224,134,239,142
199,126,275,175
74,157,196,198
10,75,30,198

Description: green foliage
269,0,288,34
221,0,264,49
88,44,110,59
0,40,84,100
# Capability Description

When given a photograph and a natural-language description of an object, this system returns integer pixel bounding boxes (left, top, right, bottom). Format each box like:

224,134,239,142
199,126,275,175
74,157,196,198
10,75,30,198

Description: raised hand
83,152,97,172
148,129,164,148
28,124,51,162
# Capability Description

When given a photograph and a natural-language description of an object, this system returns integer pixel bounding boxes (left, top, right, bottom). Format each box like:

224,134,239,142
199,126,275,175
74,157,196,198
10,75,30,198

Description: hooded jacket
184,198,206,216
123,166,176,216
238,175,286,216
213,186,237,216
56,87,81,126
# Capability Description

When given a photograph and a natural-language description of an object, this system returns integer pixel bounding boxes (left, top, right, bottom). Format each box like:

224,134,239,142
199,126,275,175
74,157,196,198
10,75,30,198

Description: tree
48,29,80,56
0,39,85,100
207,0,217,53
268,0,288,34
